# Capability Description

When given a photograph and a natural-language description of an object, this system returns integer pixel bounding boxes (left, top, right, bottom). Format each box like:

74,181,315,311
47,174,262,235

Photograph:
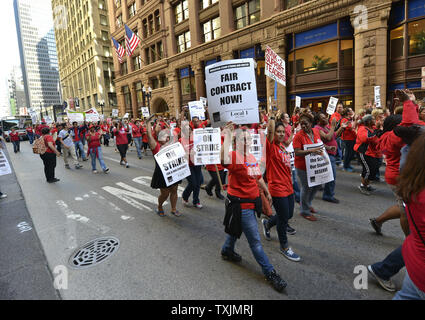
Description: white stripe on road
89,190,135,221
132,176,184,197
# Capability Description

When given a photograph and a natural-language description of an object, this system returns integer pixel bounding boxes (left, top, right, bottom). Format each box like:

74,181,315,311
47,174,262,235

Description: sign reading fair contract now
154,142,191,187
206,58,259,127
193,128,221,165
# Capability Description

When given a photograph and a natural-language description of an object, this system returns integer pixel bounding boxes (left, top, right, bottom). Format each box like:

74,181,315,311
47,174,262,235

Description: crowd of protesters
3,88,425,298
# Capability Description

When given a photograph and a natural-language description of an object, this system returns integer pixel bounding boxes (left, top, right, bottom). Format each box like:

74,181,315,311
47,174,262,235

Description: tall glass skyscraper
14,0,61,115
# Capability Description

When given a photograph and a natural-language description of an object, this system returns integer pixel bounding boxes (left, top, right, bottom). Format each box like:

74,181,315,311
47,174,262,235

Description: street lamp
142,86,152,113
98,100,105,115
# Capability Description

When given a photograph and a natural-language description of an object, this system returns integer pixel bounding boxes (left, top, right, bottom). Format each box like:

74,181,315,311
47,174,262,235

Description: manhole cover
69,237,120,269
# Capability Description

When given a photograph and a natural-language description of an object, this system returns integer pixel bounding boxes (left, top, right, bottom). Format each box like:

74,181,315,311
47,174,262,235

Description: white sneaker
0,194,7,199
367,265,396,292
125,163,129,168
194,203,203,209
92,170,98,174
182,199,191,207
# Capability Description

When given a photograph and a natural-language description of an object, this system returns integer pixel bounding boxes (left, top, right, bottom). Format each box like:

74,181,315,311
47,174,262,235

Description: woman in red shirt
340,107,357,172
261,117,300,262
26,125,35,144
9,128,20,153
293,111,326,221
205,134,226,200
393,133,425,300
113,122,130,168
220,123,287,293
86,125,109,174
40,127,61,183
147,115,180,217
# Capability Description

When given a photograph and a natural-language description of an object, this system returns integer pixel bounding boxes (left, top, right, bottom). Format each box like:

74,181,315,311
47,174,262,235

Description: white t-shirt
58,129,73,148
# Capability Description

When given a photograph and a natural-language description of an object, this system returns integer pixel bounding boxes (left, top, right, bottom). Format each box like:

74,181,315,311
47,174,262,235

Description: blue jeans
90,147,107,171
393,271,425,300
371,246,405,281
12,140,20,153
267,194,295,249
183,165,202,205
336,137,343,163
296,168,321,216
74,141,86,160
28,133,34,144
133,137,143,158
292,170,300,203
342,140,355,169
222,209,274,276
323,154,336,201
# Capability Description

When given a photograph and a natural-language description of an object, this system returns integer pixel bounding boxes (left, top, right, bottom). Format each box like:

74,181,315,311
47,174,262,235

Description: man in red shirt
9,128,20,153
26,125,35,144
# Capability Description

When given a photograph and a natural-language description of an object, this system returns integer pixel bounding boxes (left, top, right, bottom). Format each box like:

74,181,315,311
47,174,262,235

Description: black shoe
266,270,287,293
47,178,60,183
323,197,340,204
286,225,296,235
221,249,242,262
216,193,225,200
369,218,383,235
205,188,213,197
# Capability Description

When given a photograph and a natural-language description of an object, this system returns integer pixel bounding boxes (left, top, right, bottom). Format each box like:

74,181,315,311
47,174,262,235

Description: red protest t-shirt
9,132,19,142
224,151,262,210
293,128,322,171
114,128,129,145
341,118,357,141
141,127,149,143
152,142,161,155
266,139,294,198
291,115,299,126
26,127,33,134
284,125,292,143
330,112,342,124
132,125,142,138
86,132,101,149
43,135,55,153
402,189,425,292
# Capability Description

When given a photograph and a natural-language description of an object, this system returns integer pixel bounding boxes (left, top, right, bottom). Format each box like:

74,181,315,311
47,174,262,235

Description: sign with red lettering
265,46,286,87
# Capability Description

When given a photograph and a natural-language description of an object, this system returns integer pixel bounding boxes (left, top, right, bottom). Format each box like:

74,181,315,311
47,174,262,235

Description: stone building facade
108,0,425,118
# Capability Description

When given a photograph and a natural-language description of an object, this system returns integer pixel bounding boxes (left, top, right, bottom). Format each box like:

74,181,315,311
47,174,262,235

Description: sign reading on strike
296,96,301,108
193,128,221,165
326,97,339,115
249,134,263,162
265,46,286,87
154,143,191,187
304,142,334,187
0,150,12,176
141,107,150,118
374,86,381,108
112,109,119,117
205,59,259,127
188,101,206,120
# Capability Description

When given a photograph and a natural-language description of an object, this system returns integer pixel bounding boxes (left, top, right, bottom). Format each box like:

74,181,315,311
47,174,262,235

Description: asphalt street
4,140,406,300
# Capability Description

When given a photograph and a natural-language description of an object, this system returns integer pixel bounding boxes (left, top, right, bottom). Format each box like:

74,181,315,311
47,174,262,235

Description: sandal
171,210,182,217
156,209,165,217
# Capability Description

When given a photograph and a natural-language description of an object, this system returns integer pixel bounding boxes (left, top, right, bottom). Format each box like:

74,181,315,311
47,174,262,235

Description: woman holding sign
147,115,181,217
293,111,326,221
220,123,287,293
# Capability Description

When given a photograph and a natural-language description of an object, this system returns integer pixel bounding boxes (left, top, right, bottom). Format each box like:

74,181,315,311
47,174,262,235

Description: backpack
33,136,47,155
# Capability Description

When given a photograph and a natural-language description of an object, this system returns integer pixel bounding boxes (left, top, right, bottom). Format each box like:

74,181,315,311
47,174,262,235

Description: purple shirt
314,124,337,156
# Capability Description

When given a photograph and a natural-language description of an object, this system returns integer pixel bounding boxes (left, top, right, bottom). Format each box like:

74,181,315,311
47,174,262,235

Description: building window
136,82,143,105
151,45,156,62
100,14,108,26
145,48,150,64
128,2,136,18
116,15,122,28
142,19,148,38
203,17,221,42
177,31,191,53
133,55,142,70
103,46,111,57
390,26,404,59
151,77,159,89
123,86,132,112
200,0,218,10
121,61,128,75
90,63,96,89
101,30,109,41
157,41,163,59
148,15,154,35
294,41,338,74
408,19,425,56
174,0,189,24
234,0,260,30
179,67,196,101
340,40,354,67
99,0,106,10
115,0,121,8
154,10,161,31
160,74,168,87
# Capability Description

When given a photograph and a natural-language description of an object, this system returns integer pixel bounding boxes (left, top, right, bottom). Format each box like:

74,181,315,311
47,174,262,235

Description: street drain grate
69,237,120,269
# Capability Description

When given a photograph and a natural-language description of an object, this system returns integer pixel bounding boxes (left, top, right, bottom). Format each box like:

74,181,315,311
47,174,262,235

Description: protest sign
205,58,259,127
374,86,381,108
44,116,53,124
265,46,286,87
188,101,206,120
200,97,207,107
154,142,191,187
112,109,119,117
304,142,334,187
249,134,263,162
141,107,150,118
66,110,85,122
0,150,12,176
193,128,221,165
29,109,38,123
326,97,339,115
85,108,100,122
296,96,301,108
123,113,129,119
286,143,295,171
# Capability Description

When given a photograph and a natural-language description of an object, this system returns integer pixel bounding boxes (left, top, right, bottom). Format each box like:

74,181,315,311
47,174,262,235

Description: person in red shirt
339,107,357,172
113,121,130,168
393,133,425,299
26,125,35,144
354,115,381,195
293,110,327,221
261,116,300,262
220,122,287,293
9,128,20,153
141,123,149,155
205,134,226,200
146,114,180,217
39,127,61,183
291,108,300,127
131,119,143,159
100,121,110,146
86,125,109,174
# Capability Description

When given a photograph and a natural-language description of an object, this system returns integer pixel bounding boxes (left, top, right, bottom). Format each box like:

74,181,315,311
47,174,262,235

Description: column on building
117,90,125,117
194,62,205,100
168,70,181,115
122,0,129,23
188,0,202,47
351,1,392,110
108,0,117,34
131,83,139,118
219,0,234,36
164,1,177,56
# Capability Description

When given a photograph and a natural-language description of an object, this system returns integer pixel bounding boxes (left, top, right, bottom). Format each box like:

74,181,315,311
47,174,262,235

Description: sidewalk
0,146,60,300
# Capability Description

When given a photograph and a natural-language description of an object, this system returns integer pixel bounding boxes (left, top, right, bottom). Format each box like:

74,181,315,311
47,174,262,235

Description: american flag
125,24,141,57
112,37,125,63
